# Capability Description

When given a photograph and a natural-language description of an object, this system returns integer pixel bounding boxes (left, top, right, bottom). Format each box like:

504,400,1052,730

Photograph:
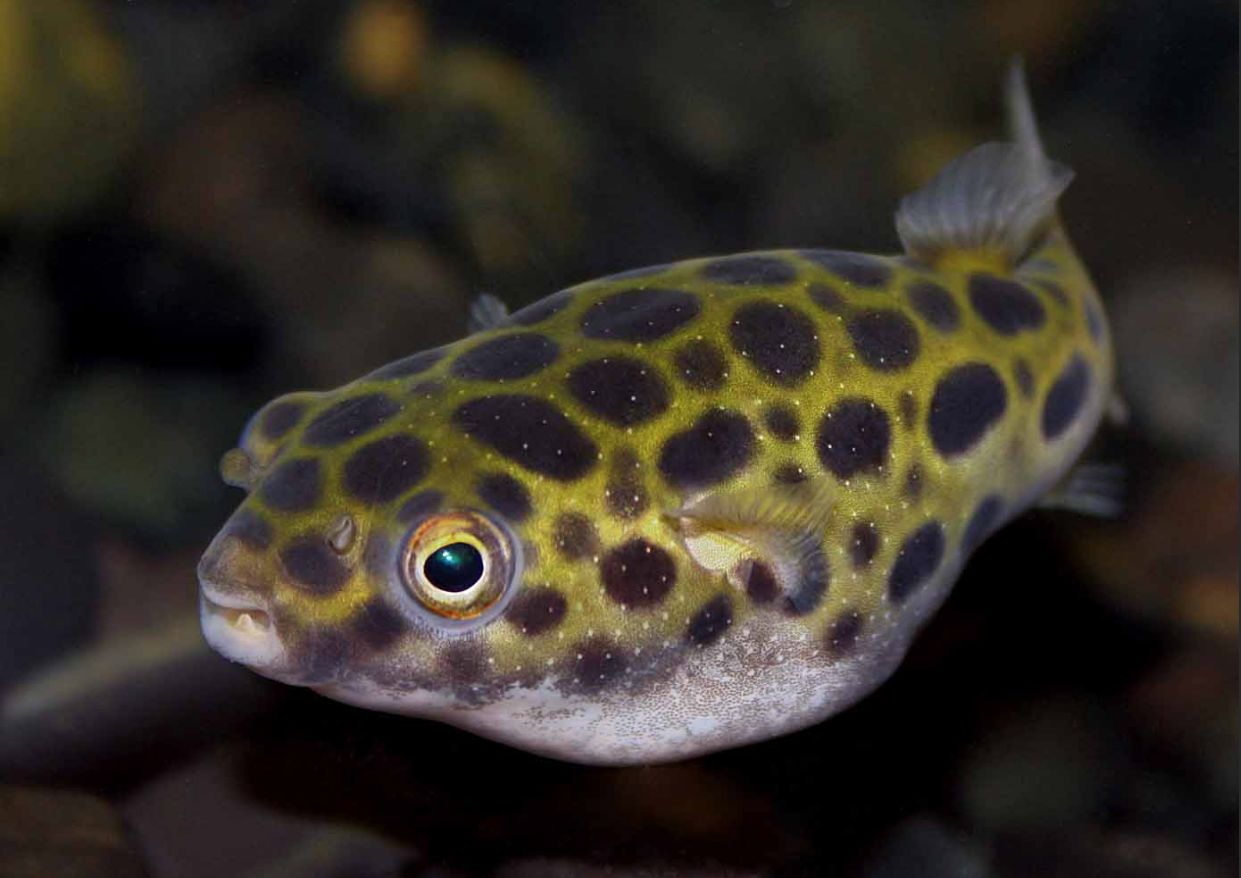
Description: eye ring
400,510,517,620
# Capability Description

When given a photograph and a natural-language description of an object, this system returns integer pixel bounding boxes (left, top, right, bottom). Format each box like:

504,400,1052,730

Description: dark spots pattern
453,395,598,481
572,639,628,692
658,409,756,490
367,348,444,380
567,356,670,426
303,394,400,447
803,250,892,288
672,340,728,391
888,521,946,604
580,288,700,342
846,310,920,372
826,610,864,656
817,398,891,480
1042,354,1092,440
259,458,322,512
701,255,797,286
396,490,443,523
508,289,573,327
745,561,780,604
968,274,1046,335
962,495,1004,554
601,538,676,608
352,598,406,651
1014,359,1035,398
685,594,733,647
554,512,599,561
905,280,960,332
903,464,924,500
773,463,808,484
928,363,1008,457
898,391,918,430
224,508,273,550
259,399,306,440
849,522,879,569
763,404,800,441
807,283,847,314
343,434,430,504
729,302,820,386
783,544,829,616
606,448,648,520
476,472,532,522
505,586,568,636
450,333,559,381
281,535,351,594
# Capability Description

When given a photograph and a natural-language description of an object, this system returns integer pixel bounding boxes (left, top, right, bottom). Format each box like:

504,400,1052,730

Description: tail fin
895,59,1073,270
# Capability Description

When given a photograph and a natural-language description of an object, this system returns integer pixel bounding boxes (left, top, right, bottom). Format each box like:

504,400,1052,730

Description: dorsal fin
895,60,1073,271
467,292,510,333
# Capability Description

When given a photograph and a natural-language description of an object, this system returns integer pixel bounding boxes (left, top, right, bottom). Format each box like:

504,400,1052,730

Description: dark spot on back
505,586,568,636
685,594,733,647
554,512,599,561
816,398,891,480
962,495,1004,554
928,363,1008,457
968,274,1046,335
343,434,430,504
826,610,864,656
568,356,670,426
580,288,700,342
888,521,945,604
849,521,879,568
658,409,756,490
476,472,532,522
807,283,847,314
702,255,797,286
1042,354,1092,440
224,508,273,550
673,340,729,391
367,349,445,380
1014,359,1035,397
396,490,443,523
259,458,322,512
508,289,573,327
903,464,924,500
803,250,892,288
898,391,918,430
745,561,780,603
846,310,920,371
729,302,820,386
601,539,676,608
453,395,598,481
303,394,400,447
905,280,960,332
763,404,800,441
451,333,559,381
281,535,351,594
773,463,808,484
352,598,406,650
259,399,306,440
606,448,647,520
571,639,628,692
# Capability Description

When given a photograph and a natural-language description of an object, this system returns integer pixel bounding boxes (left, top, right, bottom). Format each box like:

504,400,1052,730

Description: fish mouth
199,590,287,676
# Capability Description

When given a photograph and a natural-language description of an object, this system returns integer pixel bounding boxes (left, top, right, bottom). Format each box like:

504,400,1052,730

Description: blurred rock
0,0,138,223
1112,267,1239,467
38,368,248,540
957,696,1121,834
0,785,147,878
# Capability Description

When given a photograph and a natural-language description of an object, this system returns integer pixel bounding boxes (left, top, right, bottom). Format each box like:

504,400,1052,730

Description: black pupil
423,543,484,593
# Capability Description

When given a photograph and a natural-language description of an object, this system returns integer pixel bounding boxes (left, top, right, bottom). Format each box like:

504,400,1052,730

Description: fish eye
400,511,516,620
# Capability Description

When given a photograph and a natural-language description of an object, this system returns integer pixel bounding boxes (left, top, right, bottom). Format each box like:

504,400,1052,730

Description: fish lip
199,591,288,676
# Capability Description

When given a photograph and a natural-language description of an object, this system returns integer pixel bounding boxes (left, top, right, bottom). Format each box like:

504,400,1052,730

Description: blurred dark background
0,1,1235,876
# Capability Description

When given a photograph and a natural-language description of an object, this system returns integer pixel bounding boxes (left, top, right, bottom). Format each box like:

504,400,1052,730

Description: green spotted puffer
199,64,1114,764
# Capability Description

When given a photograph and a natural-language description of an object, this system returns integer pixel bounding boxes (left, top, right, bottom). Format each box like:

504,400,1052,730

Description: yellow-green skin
199,224,1111,764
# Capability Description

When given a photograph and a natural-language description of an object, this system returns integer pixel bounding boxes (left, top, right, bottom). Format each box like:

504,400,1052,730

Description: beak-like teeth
200,591,286,674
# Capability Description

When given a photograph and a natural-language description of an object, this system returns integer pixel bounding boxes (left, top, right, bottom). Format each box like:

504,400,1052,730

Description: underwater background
0,1,1236,876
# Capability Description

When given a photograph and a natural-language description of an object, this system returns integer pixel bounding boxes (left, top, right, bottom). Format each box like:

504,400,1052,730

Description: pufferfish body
199,65,1114,764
